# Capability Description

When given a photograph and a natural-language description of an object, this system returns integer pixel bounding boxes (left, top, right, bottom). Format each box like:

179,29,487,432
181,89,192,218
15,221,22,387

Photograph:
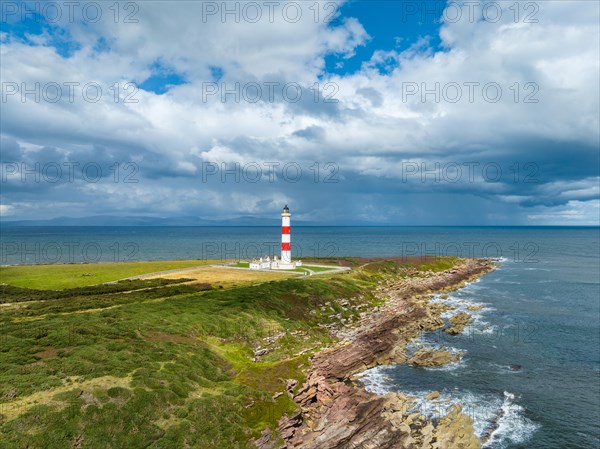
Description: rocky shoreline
256,258,497,449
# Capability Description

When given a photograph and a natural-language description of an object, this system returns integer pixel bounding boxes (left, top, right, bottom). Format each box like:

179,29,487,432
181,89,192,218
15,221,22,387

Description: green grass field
0,256,460,448
302,265,336,272
0,260,217,290
232,262,250,268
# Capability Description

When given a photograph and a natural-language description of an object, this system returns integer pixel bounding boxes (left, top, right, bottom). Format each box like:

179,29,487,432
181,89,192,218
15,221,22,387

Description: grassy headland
0,260,218,290
1,256,468,448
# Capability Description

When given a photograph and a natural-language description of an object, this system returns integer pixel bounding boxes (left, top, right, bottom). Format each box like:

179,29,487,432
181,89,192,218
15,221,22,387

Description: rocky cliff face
256,258,496,449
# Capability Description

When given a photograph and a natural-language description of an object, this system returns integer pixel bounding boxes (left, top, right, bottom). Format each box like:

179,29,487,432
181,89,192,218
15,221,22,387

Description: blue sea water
0,226,598,448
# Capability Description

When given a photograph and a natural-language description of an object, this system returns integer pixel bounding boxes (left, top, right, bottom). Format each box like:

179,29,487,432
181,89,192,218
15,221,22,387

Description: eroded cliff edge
257,258,496,449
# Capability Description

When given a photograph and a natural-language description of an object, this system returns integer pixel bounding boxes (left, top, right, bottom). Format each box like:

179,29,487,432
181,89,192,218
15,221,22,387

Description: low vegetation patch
0,256,461,448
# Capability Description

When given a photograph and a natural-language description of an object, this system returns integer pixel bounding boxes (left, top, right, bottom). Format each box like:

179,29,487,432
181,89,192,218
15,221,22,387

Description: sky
0,0,599,225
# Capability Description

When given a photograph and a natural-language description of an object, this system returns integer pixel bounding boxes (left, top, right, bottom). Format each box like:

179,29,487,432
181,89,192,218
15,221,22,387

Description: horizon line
1,224,599,228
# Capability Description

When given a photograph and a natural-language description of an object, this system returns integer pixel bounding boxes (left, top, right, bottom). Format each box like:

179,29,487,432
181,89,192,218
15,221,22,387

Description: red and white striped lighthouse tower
280,205,292,266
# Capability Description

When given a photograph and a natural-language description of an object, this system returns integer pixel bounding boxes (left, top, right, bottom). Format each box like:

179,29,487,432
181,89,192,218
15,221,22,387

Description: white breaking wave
359,262,539,448
482,392,540,448
382,387,538,448
463,277,482,286
358,365,395,396
487,362,521,374
359,368,539,449
404,389,502,439
430,293,497,335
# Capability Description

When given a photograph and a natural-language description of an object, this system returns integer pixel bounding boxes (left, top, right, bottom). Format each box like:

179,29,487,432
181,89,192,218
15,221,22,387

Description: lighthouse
281,204,292,266
249,205,302,270
266,205,301,270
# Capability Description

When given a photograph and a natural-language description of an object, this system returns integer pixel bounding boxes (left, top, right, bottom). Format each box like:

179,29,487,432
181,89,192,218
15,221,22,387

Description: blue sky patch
92,36,111,54
324,0,443,75
0,7,80,57
139,61,187,94
210,66,224,82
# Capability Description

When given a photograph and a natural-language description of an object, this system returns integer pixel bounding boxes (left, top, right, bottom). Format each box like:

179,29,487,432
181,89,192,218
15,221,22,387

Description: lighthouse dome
283,205,290,213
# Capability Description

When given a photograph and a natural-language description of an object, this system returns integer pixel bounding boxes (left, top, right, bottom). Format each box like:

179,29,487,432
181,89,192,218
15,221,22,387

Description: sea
0,226,599,449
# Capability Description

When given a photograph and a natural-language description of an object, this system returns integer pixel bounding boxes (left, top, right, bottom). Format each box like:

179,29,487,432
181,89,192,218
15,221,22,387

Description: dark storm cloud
0,1,598,224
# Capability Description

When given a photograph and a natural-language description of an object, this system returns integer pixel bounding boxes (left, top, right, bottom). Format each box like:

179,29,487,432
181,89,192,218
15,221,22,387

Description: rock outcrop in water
408,347,461,367
444,312,473,335
256,258,495,449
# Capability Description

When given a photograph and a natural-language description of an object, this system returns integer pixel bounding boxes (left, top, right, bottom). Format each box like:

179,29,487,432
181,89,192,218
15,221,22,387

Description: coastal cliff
257,258,496,449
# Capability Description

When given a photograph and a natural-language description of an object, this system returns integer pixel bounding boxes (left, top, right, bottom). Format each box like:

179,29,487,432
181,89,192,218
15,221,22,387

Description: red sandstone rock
256,258,495,449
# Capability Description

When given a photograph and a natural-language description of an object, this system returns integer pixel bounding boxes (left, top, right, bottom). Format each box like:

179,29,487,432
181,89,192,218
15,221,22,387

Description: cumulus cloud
0,0,598,224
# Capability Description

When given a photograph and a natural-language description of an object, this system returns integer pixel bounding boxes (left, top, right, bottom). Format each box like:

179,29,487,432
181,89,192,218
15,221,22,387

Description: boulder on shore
426,390,441,400
433,404,482,449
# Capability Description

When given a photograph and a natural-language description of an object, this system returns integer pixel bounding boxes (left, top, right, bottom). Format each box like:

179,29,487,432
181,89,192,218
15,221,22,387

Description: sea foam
482,392,540,448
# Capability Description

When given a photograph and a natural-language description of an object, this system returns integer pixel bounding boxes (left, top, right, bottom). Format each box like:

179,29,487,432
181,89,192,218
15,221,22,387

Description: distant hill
0,215,313,227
